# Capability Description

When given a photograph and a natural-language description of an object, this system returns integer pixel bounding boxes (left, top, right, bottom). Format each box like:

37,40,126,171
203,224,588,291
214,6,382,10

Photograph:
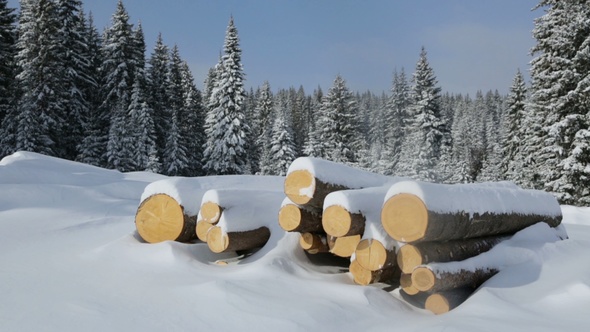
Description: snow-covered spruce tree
202,17,249,175
478,91,505,182
180,60,205,176
266,108,296,176
316,74,359,164
501,69,527,184
381,68,410,175
252,81,274,174
0,0,17,158
303,86,324,157
290,85,307,154
147,33,170,162
528,0,590,204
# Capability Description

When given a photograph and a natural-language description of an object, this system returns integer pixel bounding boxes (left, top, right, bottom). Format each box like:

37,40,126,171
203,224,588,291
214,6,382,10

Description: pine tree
501,69,527,184
202,16,249,175
0,0,16,158
147,33,170,162
128,72,159,172
267,108,296,175
180,60,205,176
253,81,274,174
382,69,410,175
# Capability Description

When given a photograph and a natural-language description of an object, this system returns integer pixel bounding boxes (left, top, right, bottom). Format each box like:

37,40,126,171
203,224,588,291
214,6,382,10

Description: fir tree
382,68,410,175
253,81,274,174
147,33,170,161
180,60,205,176
0,0,17,157
267,108,296,176
501,69,527,184
128,72,159,172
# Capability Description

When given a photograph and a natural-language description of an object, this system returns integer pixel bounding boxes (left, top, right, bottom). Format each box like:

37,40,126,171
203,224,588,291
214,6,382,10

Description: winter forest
0,0,589,206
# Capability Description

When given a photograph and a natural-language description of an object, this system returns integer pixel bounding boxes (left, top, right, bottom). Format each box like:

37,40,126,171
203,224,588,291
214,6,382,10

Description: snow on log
349,260,400,286
424,288,474,315
284,157,394,209
299,232,329,254
135,194,197,243
327,234,361,258
278,198,323,233
206,225,271,253
354,238,397,271
381,180,562,243
397,235,509,274
411,265,498,293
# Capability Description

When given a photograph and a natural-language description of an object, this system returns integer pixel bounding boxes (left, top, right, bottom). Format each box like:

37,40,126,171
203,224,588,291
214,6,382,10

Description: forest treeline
0,0,588,206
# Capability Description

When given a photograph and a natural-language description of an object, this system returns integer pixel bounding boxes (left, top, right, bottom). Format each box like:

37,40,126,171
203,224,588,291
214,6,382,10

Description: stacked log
135,194,198,243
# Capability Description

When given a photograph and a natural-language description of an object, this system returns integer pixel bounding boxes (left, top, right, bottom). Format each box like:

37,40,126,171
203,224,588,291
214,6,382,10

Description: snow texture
1,152,589,331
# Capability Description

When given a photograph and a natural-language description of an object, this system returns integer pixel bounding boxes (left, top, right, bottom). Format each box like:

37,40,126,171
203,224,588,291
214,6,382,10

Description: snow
1,152,590,331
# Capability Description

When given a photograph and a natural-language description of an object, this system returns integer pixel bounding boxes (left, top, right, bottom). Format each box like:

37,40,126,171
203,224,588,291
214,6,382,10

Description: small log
411,265,498,293
135,194,197,243
381,190,562,243
322,205,365,237
200,201,223,224
284,169,349,210
354,238,397,271
278,203,323,233
399,288,429,309
299,232,329,254
397,235,508,274
349,260,400,286
196,220,215,242
425,288,474,315
327,234,361,258
399,273,420,296
206,225,271,253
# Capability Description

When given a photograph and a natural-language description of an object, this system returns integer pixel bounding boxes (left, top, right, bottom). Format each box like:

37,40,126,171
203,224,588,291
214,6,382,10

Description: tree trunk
397,235,508,274
354,238,396,271
200,201,223,224
206,225,271,253
322,205,365,237
284,169,350,210
327,234,361,258
278,203,323,233
399,288,429,309
299,232,329,254
135,194,197,243
425,288,474,315
349,260,400,286
399,273,421,296
411,265,498,293
381,193,562,243
196,220,215,242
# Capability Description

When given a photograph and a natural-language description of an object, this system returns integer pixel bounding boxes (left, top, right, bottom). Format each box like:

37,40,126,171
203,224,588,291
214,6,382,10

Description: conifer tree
253,81,274,174
501,69,527,184
180,60,205,176
128,72,160,172
0,0,17,157
267,108,296,175
147,33,170,161
382,69,410,174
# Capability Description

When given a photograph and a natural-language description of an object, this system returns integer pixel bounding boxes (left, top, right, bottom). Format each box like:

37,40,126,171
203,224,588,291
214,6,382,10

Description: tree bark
381,193,562,243
206,225,271,253
411,265,498,293
349,260,400,286
135,194,197,243
354,238,396,271
278,203,323,233
322,205,365,237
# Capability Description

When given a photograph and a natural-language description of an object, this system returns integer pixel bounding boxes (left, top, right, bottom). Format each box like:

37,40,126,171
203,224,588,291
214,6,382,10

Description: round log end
349,260,372,286
284,169,315,206
425,293,451,315
355,239,388,271
299,232,316,250
412,266,436,292
200,201,222,224
381,193,428,243
398,244,423,274
278,204,302,232
196,220,214,242
400,273,420,295
207,226,230,253
329,234,361,258
322,205,352,237
135,194,185,243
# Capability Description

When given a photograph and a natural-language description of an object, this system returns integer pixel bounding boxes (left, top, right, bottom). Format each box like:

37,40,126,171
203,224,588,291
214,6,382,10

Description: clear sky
8,0,542,95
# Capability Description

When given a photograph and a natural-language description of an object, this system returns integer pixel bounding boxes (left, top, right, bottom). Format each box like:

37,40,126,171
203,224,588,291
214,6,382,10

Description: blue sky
8,0,542,95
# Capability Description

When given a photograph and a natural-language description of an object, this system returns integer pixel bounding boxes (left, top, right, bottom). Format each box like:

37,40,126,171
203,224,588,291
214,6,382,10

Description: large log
327,234,361,258
299,232,330,254
381,181,562,243
206,225,271,253
135,194,197,243
278,202,323,233
411,265,498,293
354,238,397,271
397,235,508,274
322,205,366,237
425,288,474,315
349,260,400,286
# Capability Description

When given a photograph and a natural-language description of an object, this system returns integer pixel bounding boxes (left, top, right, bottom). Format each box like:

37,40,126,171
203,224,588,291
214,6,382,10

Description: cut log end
400,273,420,295
200,201,222,224
322,205,365,237
412,266,436,292
135,194,186,243
355,239,396,271
381,193,428,243
196,220,214,242
398,244,423,274
349,260,399,286
207,226,230,253
425,294,451,315
284,169,315,206
299,233,329,254
328,234,361,258
278,204,302,231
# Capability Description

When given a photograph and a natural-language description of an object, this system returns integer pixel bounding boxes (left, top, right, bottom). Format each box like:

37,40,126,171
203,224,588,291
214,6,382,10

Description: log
299,232,330,254
327,234,361,258
284,169,349,209
196,220,215,242
135,194,197,243
278,203,323,233
381,181,562,243
399,273,420,296
322,205,365,237
399,288,429,309
206,225,271,253
397,235,508,274
411,265,498,293
425,288,474,315
354,238,397,271
349,260,400,286
200,201,223,224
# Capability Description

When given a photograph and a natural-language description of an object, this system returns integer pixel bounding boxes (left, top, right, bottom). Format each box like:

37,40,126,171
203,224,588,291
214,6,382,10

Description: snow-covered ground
1,152,589,331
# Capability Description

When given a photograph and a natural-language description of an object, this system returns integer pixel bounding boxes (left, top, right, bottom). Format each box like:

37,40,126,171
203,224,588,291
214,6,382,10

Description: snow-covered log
424,288,474,315
397,235,509,274
327,234,361,258
411,265,498,293
299,232,329,254
207,225,271,253
354,238,397,271
284,157,393,210
381,180,562,243
135,194,197,243
278,198,323,233
349,260,400,286
200,201,223,224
